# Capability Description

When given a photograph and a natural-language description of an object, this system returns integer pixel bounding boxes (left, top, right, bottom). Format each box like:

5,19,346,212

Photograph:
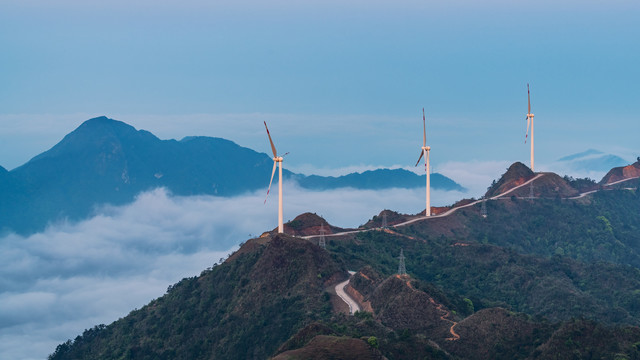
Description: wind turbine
415,108,431,216
264,121,286,233
525,84,535,172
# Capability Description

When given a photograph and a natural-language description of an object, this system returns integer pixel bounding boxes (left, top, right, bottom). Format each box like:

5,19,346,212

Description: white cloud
0,180,480,359
7,155,602,359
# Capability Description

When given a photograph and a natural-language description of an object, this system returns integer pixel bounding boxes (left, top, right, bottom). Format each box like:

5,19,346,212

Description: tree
367,336,379,349
463,298,475,314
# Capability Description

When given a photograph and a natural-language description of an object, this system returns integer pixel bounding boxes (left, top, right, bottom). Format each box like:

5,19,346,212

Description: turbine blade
422,108,426,146
264,161,277,204
527,83,531,114
415,150,424,167
264,121,278,158
525,117,530,144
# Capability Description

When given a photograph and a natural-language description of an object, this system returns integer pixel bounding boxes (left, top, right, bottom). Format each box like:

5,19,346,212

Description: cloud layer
0,158,560,359
0,181,479,359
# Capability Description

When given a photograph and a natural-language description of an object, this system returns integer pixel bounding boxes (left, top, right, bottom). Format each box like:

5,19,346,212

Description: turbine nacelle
422,146,431,151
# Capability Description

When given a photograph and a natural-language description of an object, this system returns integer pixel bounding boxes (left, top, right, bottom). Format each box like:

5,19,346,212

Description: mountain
600,159,640,185
1,117,281,234
0,116,462,235
296,168,465,192
48,234,344,359
484,161,534,198
485,162,579,199
49,165,640,359
556,149,628,173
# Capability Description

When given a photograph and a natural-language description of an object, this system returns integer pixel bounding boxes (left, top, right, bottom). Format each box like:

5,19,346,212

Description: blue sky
1,0,639,177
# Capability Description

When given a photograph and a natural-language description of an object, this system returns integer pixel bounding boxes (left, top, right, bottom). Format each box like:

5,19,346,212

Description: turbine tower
264,121,286,233
415,108,431,216
525,84,535,172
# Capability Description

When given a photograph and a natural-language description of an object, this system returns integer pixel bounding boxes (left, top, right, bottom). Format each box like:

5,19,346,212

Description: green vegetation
49,187,640,359
49,236,340,360
563,175,598,192
366,336,378,348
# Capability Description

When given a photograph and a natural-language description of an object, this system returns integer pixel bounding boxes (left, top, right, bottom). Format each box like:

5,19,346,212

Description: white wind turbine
415,108,431,217
263,121,287,233
524,84,535,171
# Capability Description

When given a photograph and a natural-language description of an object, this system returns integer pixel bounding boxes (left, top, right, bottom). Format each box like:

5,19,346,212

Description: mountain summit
484,161,534,198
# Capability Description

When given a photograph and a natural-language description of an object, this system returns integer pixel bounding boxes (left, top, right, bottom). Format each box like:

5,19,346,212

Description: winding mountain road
603,176,640,187
314,172,638,333
335,271,360,315
393,173,546,227
304,173,546,240
305,172,640,240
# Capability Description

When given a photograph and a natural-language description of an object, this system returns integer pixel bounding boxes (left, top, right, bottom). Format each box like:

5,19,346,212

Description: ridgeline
49,161,640,359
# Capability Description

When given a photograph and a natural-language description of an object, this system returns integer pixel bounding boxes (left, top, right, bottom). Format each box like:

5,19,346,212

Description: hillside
49,234,344,360
48,161,640,359
601,159,640,185
0,116,463,235
51,222,640,359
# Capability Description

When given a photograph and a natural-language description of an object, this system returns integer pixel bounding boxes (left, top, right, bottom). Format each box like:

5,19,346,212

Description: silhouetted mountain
1,117,279,234
296,168,464,191
0,116,463,235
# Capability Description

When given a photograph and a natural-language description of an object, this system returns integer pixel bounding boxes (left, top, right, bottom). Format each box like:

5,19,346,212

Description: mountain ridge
46,157,640,359
0,116,463,235
49,193,640,359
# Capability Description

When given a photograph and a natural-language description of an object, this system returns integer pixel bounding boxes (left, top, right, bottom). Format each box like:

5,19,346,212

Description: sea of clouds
0,158,562,359
0,177,478,360
0,156,609,359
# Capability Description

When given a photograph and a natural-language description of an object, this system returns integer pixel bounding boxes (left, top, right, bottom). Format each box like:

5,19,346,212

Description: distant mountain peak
558,149,603,162
556,149,628,173
22,116,158,166
86,115,110,122
75,116,141,136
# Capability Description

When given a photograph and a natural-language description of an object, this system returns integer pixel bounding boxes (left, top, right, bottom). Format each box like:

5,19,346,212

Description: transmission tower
382,212,388,229
481,198,487,218
398,248,406,275
318,223,326,249
529,182,534,200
